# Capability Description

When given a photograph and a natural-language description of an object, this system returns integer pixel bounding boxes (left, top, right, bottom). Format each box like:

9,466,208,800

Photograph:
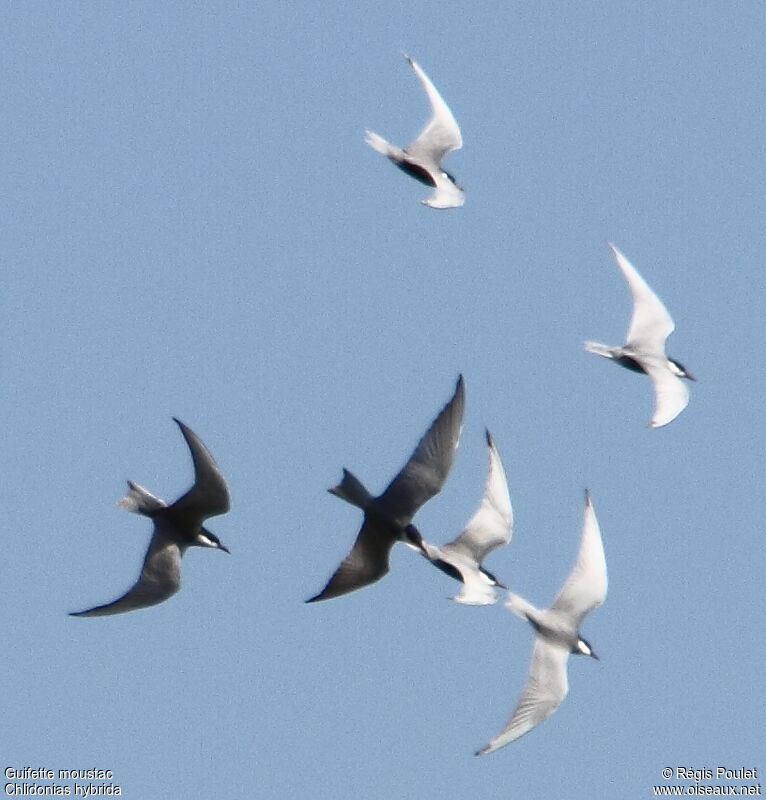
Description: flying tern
418,430,512,604
476,491,606,755
365,54,464,209
585,242,695,428
71,418,230,617
307,375,465,602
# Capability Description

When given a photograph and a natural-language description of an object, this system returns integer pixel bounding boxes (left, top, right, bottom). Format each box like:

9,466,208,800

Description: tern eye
576,638,592,656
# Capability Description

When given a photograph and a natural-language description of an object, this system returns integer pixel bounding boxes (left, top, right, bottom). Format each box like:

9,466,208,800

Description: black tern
418,430,512,605
585,242,695,428
476,491,606,755
365,54,464,209
70,418,230,617
307,375,465,603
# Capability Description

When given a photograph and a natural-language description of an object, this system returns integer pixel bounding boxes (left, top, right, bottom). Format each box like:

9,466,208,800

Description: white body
585,242,692,428
365,54,464,209
419,430,512,604
476,492,606,755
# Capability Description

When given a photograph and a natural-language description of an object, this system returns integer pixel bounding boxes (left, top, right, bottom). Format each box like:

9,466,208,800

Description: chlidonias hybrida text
418,430,512,604
70,418,230,617
365,54,464,209
306,375,465,603
585,242,695,428
476,491,606,755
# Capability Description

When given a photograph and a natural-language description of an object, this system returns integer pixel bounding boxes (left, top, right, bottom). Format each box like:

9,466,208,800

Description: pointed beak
404,524,428,556
412,537,429,558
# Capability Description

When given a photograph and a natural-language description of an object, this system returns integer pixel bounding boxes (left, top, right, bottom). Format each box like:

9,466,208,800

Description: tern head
574,636,598,660
194,526,230,553
667,357,696,381
440,169,462,190
479,566,507,590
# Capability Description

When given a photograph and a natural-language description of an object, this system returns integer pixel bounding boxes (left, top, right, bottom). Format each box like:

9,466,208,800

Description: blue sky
3,2,763,798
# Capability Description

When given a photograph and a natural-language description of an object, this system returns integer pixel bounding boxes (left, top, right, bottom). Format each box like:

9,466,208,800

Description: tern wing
443,429,512,564
550,491,607,628
425,177,466,209
377,375,465,526
170,418,231,524
70,532,182,617
643,360,690,428
404,55,463,163
476,638,569,755
609,243,674,353
306,516,396,602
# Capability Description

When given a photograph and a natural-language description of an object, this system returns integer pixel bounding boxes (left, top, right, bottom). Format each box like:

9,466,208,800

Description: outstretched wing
609,243,674,353
170,418,231,525
377,375,465,526
550,491,607,627
70,532,182,617
404,54,463,163
306,517,395,603
643,360,690,428
443,429,512,564
476,638,569,755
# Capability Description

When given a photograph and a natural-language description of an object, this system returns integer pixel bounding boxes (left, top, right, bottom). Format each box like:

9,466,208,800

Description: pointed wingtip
173,416,196,443
484,428,493,447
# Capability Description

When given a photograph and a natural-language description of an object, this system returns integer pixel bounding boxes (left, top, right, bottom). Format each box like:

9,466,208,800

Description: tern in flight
585,242,695,428
418,430,512,605
307,376,465,602
365,54,464,209
71,418,230,617
476,491,606,755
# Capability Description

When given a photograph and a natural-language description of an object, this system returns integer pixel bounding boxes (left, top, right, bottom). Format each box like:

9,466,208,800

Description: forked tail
583,340,618,360
328,468,373,510
364,130,402,158
117,481,166,516
504,591,537,621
